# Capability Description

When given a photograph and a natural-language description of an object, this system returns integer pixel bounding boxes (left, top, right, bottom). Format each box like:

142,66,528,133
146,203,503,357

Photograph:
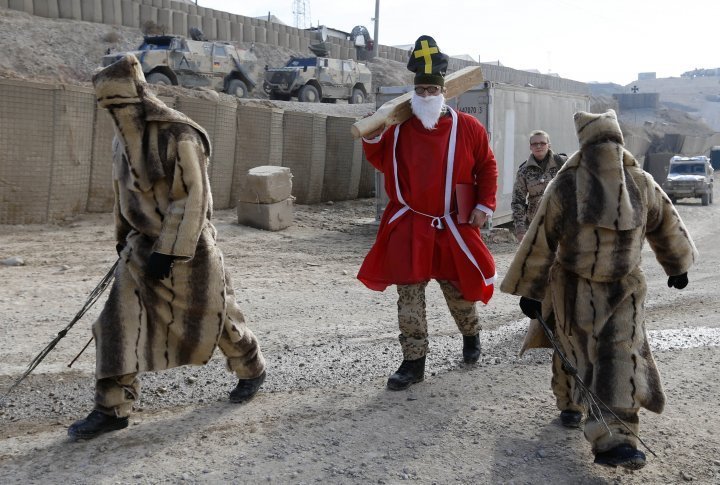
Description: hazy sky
196,0,715,86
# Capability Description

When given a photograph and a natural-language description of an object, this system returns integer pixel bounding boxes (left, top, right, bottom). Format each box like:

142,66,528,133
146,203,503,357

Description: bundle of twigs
0,260,118,403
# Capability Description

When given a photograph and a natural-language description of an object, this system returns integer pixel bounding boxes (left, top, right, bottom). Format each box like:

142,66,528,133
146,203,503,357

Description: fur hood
92,54,211,191
558,110,643,231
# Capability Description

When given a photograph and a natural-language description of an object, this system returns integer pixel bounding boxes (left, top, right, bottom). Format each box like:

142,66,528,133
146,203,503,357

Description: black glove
519,296,542,319
667,272,688,289
115,242,126,257
147,252,175,280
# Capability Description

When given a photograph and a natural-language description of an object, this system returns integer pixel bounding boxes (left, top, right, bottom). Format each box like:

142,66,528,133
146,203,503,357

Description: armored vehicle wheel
298,85,320,103
146,72,172,85
228,79,249,98
349,88,365,104
701,192,710,206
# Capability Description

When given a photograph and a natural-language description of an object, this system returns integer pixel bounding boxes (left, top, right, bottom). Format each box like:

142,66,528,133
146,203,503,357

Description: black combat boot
560,410,584,428
594,443,646,469
68,409,129,440
462,334,481,364
229,371,266,403
386,357,425,390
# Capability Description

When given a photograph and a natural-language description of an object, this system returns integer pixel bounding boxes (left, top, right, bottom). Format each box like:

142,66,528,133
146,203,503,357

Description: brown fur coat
91,55,264,380
501,110,697,413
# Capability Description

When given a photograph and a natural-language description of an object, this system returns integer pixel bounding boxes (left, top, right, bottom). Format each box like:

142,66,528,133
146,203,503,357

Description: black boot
594,443,646,469
387,357,425,391
462,334,481,364
560,410,584,428
68,409,129,440
229,371,266,403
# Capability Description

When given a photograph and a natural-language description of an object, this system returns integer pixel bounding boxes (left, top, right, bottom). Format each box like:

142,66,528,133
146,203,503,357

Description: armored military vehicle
101,35,256,98
263,56,371,103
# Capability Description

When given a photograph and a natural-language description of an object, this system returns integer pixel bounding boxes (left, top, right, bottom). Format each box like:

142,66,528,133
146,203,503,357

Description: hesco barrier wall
232,105,283,204
0,80,95,224
322,116,362,202
0,79,372,224
281,111,327,205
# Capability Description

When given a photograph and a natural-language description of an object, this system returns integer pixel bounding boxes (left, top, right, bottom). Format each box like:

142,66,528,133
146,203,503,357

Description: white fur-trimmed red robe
358,109,498,303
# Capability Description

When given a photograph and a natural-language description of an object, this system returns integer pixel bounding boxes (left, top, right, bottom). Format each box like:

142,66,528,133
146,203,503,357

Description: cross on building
631,85,639,93
414,39,438,74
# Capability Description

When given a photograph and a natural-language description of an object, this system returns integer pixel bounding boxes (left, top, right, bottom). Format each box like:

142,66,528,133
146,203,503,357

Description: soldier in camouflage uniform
511,131,567,242
510,130,581,428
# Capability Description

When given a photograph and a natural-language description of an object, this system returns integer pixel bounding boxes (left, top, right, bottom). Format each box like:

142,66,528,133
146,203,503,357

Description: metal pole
373,0,380,57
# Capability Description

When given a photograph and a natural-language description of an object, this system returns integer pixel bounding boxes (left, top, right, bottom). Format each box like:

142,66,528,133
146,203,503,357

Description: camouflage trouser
396,280,480,360
94,326,265,417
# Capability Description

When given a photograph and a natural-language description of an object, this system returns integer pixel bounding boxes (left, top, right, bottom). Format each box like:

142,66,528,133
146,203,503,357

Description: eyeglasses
414,86,442,95
530,142,548,148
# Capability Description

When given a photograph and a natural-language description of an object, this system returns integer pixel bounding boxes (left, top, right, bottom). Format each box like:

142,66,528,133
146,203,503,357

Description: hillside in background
0,7,717,148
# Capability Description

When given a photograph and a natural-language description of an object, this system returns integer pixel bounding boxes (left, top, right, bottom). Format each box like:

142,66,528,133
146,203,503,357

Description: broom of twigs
0,260,118,404
532,310,657,457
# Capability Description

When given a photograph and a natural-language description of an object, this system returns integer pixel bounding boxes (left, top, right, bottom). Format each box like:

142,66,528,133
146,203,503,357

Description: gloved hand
519,296,542,319
147,252,175,280
667,272,688,289
115,242,126,257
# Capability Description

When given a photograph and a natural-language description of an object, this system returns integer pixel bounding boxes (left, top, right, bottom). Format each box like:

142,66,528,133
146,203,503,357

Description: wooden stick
351,65,485,139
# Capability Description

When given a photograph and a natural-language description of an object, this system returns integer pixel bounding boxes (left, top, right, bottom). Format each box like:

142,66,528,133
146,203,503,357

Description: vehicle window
213,45,227,57
669,164,705,174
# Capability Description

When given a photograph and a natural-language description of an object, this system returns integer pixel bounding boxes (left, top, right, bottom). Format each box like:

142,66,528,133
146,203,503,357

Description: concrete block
34,0,60,18
8,0,33,14
121,0,139,27
157,7,172,32
230,21,243,42
80,0,101,22
139,4,157,25
58,0,82,19
101,0,122,25
242,23,254,42
201,15,216,39
216,18,230,40
237,198,293,231
254,26,266,44
238,166,292,204
171,10,187,36
187,13,201,31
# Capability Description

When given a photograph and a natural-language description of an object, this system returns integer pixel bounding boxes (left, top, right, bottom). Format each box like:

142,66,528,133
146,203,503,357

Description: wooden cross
414,39,438,74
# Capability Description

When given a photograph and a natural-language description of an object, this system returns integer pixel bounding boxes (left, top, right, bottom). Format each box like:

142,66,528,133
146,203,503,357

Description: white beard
410,92,446,130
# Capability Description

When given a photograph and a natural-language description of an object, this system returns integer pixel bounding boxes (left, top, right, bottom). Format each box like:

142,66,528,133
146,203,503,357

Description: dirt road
1,189,719,484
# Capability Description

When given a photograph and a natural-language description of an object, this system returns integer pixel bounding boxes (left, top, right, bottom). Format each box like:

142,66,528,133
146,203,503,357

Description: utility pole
373,0,379,57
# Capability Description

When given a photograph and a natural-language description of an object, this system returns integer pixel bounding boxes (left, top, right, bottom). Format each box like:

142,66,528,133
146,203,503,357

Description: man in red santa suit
358,35,498,390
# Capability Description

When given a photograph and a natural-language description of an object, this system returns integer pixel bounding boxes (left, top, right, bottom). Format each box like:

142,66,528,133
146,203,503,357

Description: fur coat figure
500,110,697,450
91,55,265,381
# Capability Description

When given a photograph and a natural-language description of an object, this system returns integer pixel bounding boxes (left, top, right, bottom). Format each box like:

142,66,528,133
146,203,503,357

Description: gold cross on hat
414,39,438,74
